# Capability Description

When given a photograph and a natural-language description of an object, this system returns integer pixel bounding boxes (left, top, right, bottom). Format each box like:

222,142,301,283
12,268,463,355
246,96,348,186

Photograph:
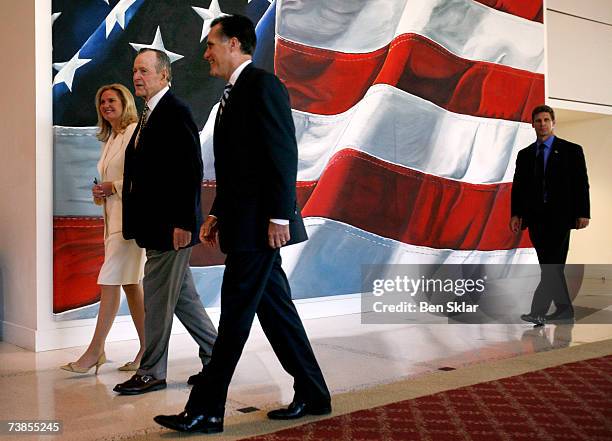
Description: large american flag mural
52,0,542,319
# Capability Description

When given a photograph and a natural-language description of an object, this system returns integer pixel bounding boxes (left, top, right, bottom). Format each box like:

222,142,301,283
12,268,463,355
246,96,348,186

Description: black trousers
186,248,330,415
527,220,573,316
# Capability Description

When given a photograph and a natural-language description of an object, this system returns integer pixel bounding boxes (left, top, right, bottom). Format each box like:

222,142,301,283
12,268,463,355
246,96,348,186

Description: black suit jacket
210,64,307,253
122,91,204,251
511,136,590,230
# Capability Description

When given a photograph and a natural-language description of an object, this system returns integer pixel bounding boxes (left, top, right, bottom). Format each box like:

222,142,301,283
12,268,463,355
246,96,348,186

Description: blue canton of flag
52,0,272,128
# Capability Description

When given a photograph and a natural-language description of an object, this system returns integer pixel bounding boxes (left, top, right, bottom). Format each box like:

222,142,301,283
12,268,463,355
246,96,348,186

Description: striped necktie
219,83,232,116
135,103,150,147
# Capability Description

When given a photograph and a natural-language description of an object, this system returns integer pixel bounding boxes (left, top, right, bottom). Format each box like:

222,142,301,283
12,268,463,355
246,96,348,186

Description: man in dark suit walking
113,48,217,395
154,15,331,433
510,105,590,326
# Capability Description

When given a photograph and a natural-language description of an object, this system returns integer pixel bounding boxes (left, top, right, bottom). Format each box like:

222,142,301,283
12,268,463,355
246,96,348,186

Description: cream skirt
97,232,146,285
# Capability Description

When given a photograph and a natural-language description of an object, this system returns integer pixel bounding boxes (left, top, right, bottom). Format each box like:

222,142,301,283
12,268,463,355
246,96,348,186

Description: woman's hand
92,181,115,198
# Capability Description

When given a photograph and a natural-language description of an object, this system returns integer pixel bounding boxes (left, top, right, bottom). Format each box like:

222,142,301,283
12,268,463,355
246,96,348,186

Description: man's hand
509,216,522,234
173,228,192,250
576,217,590,229
200,216,218,247
268,222,290,249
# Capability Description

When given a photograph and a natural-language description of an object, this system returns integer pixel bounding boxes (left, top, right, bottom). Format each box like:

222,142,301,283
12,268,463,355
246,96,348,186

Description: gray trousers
137,247,217,379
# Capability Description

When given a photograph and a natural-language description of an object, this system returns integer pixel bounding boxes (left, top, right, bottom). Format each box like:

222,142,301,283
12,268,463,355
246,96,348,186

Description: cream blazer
96,122,137,238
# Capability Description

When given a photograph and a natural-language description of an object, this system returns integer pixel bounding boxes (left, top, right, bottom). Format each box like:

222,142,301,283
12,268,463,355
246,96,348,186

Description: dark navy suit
187,65,329,414
511,136,590,317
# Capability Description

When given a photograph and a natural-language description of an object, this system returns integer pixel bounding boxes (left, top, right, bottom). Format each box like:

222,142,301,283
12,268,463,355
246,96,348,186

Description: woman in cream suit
61,84,146,374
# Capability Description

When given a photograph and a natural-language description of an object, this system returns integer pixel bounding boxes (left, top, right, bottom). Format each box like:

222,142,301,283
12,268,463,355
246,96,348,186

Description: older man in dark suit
510,105,590,326
114,48,217,395
154,15,330,433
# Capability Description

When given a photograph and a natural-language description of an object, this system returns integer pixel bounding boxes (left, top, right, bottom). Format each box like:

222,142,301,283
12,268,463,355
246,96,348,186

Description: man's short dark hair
210,14,257,55
138,48,172,82
532,104,555,122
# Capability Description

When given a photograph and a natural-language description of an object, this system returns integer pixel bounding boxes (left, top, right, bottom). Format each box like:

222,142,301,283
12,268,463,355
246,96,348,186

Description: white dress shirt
228,60,251,86
145,85,170,113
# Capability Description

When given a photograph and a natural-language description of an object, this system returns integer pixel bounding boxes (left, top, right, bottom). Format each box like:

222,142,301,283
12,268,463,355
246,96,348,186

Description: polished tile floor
1,278,611,440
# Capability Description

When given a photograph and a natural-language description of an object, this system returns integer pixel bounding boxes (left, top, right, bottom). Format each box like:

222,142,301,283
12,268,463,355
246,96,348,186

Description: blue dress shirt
537,135,555,172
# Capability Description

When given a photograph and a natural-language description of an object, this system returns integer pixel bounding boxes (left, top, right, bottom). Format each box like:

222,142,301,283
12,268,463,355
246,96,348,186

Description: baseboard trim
1,320,36,351
2,294,362,352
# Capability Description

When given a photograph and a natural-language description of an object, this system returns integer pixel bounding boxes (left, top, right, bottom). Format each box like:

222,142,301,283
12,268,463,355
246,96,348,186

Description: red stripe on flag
474,0,543,23
276,35,543,122
190,181,317,267
52,182,318,286
54,167,529,288
301,149,532,251
53,217,104,313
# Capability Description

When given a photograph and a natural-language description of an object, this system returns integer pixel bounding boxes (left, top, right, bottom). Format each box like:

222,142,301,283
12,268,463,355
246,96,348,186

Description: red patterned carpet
241,355,612,441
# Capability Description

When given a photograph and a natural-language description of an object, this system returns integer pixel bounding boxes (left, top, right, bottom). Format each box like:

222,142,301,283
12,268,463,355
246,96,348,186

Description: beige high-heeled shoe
117,361,140,371
60,352,107,375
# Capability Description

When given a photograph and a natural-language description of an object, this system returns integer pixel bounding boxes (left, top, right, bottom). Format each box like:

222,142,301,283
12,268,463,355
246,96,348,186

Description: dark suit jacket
210,64,307,253
122,90,203,251
511,136,590,230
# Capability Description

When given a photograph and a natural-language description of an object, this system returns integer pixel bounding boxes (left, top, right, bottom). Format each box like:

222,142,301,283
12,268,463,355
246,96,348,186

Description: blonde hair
95,83,138,141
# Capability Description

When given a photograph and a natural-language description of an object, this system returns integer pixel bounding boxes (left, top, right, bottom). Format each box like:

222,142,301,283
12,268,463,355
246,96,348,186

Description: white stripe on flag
279,217,537,297
293,85,536,184
276,0,544,73
294,84,534,184
201,86,535,184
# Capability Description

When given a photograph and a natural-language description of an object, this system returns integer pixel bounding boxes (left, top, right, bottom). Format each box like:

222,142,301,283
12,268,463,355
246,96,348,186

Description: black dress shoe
154,411,223,433
113,374,167,395
520,313,546,326
267,400,332,420
187,365,208,386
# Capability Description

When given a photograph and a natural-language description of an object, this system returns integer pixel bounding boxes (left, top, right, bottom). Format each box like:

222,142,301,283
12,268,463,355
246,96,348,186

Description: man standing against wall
114,48,217,395
510,105,590,326
154,15,331,433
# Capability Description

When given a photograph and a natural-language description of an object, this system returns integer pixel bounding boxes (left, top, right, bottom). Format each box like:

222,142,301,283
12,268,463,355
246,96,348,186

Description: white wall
546,1,612,114
0,0,55,350
548,0,612,24
34,0,64,351
554,112,612,266
545,1,612,267
0,1,39,348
